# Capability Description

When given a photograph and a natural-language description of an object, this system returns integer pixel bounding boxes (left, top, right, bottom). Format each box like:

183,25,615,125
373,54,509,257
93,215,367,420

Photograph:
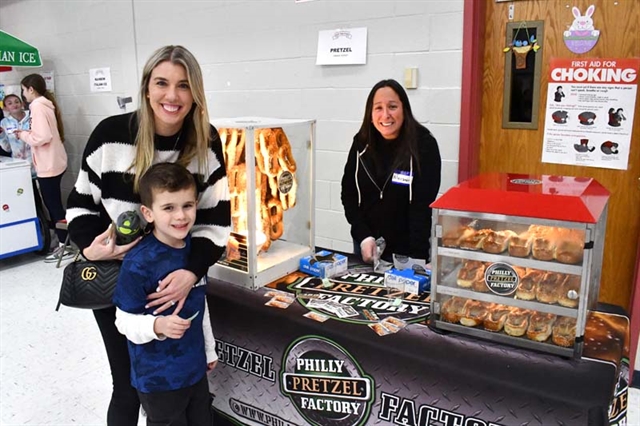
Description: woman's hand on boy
153,315,191,339
147,269,197,315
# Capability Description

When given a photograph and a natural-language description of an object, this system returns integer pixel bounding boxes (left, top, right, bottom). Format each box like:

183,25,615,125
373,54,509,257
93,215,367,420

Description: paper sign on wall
541,58,639,170
316,27,367,65
41,71,54,94
90,67,112,92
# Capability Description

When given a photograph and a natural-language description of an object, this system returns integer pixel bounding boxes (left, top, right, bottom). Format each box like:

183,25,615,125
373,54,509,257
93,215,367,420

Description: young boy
113,162,217,425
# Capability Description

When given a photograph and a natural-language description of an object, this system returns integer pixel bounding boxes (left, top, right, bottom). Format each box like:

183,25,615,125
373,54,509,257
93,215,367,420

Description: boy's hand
153,315,191,339
147,269,196,315
207,360,218,373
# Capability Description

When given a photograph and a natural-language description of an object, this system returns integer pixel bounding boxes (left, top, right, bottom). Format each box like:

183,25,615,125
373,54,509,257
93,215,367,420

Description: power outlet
404,68,418,89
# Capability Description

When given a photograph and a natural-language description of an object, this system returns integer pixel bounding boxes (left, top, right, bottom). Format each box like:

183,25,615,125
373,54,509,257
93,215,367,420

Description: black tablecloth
206,275,628,426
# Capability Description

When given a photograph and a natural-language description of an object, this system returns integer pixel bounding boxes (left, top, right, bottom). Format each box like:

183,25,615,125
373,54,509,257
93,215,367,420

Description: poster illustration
541,58,639,170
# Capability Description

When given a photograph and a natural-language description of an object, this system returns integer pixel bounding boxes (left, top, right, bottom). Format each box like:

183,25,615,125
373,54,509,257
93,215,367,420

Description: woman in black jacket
341,79,441,263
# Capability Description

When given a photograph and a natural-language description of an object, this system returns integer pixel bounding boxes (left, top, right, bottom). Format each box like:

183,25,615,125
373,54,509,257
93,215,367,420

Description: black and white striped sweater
66,112,231,279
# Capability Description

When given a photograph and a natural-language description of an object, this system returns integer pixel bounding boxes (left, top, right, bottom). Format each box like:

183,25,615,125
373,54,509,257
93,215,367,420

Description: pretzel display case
209,117,316,290
430,173,609,358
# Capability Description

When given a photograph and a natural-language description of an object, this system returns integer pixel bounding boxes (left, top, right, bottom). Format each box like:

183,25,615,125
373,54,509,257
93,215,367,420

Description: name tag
392,170,412,186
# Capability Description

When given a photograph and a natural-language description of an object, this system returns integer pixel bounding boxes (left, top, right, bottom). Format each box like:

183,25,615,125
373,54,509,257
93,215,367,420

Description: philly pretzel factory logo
281,336,374,426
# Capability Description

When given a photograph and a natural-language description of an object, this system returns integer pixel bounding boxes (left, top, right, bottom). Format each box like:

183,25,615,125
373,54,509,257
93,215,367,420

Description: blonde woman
66,45,230,425
16,74,70,261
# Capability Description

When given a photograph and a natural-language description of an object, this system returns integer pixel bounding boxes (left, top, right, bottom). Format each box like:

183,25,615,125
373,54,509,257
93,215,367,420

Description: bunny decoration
563,5,600,54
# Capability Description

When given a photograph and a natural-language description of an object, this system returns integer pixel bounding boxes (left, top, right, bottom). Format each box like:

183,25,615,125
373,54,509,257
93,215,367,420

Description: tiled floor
1,253,639,426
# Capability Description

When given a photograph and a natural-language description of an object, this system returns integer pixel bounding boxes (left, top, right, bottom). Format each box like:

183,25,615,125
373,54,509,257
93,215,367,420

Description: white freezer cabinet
0,158,43,259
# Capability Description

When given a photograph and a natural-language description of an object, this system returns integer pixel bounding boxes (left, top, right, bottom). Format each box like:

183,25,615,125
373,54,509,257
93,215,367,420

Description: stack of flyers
368,316,408,336
307,299,359,318
264,289,295,309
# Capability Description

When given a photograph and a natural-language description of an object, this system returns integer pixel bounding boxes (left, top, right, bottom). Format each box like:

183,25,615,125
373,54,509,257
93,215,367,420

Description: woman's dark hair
21,73,65,142
356,79,422,172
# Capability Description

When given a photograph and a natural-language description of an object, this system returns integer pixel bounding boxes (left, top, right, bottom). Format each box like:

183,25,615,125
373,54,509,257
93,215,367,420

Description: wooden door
479,0,640,309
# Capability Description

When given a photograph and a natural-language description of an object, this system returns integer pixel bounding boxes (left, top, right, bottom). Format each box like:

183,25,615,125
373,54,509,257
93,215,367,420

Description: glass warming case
209,117,315,289
429,173,609,358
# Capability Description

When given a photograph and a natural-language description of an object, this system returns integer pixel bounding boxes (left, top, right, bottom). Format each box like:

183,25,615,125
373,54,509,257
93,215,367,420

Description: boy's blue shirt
113,233,206,393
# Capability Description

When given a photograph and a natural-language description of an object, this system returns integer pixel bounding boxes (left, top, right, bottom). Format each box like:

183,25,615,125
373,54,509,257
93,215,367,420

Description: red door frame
459,0,639,372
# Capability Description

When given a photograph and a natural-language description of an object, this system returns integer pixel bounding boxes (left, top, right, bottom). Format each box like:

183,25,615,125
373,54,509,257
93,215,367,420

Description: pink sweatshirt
19,96,67,177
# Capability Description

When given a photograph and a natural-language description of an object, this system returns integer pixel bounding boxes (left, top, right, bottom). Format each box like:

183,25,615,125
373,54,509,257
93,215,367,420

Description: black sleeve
66,118,115,251
341,138,373,245
408,129,442,260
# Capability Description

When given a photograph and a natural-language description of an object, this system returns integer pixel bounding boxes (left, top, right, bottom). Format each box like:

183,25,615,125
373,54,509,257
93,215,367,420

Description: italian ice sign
541,58,639,170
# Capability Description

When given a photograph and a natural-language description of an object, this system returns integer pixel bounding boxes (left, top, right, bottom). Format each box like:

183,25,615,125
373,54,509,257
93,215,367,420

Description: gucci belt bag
56,254,121,311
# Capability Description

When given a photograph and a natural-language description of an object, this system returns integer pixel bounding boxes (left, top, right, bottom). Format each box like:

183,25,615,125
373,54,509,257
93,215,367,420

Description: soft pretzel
456,260,485,288
267,175,278,198
552,316,577,347
558,274,581,308
536,272,564,304
441,297,469,324
442,226,475,248
504,309,531,337
526,312,557,342
259,130,280,177
227,129,239,169
459,229,492,250
482,230,517,254
483,304,512,332
219,128,229,166
235,129,246,165
267,198,284,225
274,128,297,173
516,269,543,301
459,301,491,327
270,220,284,240
260,204,272,251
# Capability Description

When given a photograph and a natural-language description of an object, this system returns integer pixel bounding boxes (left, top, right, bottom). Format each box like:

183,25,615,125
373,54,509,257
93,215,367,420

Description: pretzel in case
441,297,470,323
536,272,565,304
516,269,544,301
221,126,299,252
558,274,581,308
552,316,577,347
504,309,531,337
442,226,475,248
456,260,485,288
483,304,513,332
482,230,517,254
526,312,557,342
460,301,492,327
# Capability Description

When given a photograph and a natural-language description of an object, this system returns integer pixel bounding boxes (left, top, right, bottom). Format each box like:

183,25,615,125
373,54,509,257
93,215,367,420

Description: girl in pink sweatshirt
16,74,70,261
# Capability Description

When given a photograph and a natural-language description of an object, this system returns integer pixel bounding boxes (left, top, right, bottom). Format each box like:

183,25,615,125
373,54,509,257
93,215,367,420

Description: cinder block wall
0,0,463,253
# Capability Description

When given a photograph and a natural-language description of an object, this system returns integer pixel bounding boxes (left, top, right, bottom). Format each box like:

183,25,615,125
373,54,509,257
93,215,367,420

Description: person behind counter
341,79,441,263
66,45,231,425
15,74,70,261
114,163,218,425
0,94,35,176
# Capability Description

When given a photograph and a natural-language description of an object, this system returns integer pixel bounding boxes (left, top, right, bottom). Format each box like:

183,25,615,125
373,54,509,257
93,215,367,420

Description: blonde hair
132,45,210,192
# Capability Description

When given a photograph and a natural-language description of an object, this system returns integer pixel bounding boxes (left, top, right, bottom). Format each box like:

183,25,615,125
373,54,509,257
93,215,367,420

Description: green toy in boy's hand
186,311,200,321
116,211,142,245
